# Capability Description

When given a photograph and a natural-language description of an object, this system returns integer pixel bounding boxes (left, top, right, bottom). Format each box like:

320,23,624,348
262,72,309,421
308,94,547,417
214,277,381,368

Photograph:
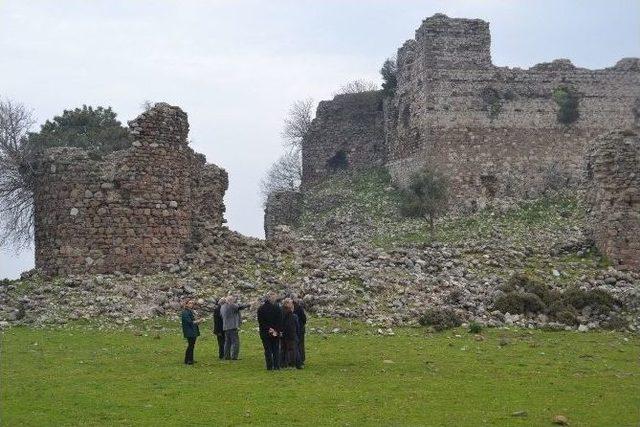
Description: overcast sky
1,0,638,279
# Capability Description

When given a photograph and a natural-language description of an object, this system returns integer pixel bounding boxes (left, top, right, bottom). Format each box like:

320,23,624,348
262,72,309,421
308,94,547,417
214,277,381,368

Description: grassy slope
298,168,612,284
2,321,639,426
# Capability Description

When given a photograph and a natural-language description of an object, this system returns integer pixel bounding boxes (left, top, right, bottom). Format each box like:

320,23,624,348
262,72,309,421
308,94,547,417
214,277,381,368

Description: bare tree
0,97,37,248
281,98,314,150
259,150,302,204
336,79,379,95
140,99,155,112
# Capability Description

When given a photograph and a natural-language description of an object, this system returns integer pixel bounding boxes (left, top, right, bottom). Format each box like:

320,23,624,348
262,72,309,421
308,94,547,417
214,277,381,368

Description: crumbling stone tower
584,130,640,271
33,103,228,275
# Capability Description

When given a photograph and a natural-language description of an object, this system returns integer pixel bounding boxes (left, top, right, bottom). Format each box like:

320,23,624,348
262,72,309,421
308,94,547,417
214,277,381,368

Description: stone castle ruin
28,15,639,275
34,103,228,276
274,14,640,269
302,14,639,208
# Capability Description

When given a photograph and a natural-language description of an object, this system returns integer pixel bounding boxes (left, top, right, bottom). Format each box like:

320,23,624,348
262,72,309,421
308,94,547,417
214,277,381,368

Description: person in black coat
212,298,225,360
293,296,307,365
281,298,302,369
180,300,203,365
257,292,283,370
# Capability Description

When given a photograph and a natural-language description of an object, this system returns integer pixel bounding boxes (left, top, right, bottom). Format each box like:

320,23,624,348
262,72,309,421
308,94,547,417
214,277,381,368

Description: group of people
180,292,307,370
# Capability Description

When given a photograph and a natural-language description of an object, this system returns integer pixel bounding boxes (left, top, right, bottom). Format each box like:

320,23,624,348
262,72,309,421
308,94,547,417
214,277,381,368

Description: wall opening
327,150,349,170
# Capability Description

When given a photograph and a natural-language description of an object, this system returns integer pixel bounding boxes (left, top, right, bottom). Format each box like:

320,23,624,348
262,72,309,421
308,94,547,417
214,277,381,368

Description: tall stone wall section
584,130,640,271
302,91,386,185
300,14,640,211
264,191,303,239
33,103,228,276
386,14,640,210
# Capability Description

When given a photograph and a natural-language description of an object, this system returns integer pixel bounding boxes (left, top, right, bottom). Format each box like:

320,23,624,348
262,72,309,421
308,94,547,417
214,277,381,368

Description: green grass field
2,321,639,426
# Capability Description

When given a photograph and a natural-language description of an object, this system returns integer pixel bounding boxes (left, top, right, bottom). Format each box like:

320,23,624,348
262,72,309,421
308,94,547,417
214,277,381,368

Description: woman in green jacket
181,300,202,365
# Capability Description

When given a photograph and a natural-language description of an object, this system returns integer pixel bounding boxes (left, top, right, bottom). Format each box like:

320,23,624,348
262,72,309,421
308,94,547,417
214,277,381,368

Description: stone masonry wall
300,14,640,212
386,14,640,210
264,191,303,240
302,91,386,185
33,103,227,276
584,130,640,271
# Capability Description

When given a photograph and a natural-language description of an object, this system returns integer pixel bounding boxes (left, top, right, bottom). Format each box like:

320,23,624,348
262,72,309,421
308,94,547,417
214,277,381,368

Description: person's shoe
296,365,303,369
186,361,194,365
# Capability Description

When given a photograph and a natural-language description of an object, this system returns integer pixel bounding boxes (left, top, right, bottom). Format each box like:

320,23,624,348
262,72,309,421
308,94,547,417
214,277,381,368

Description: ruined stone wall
302,91,386,185
264,191,303,239
300,14,640,211
386,14,640,210
584,130,640,271
33,103,227,276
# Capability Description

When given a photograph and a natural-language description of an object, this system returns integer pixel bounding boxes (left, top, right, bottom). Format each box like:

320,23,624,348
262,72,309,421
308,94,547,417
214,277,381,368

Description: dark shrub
562,287,616,314
552,86,580,125
493,292,546,314
602,315,628,331
480,87,502,120
506,272,530,288
505,272,547,294
552,306,579,326
468,321,483,334
380,58,397,97
419,308,462,331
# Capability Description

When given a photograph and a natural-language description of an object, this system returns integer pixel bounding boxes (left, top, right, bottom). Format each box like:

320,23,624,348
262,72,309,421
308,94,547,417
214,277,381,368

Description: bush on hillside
602,314,628,331
419,308,462,331
493,292,546,315
399,168,448,231
552,86,580,125
468,321,483,334
562,287,617,314
495,272,620,325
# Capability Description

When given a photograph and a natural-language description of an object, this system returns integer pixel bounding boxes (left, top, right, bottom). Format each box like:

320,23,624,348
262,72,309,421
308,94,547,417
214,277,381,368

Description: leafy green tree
399,168,448,231
380,58,397,97
28,105,131,155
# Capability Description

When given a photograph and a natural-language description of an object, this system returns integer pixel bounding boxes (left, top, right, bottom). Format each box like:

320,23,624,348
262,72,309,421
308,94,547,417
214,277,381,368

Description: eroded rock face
584,130,640,271
33,103,228,276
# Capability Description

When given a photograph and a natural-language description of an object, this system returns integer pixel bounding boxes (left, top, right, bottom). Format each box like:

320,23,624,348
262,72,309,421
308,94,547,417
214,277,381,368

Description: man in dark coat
180,300,202,365
257,292,283,370
293,297,307,365
212,298,225,360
